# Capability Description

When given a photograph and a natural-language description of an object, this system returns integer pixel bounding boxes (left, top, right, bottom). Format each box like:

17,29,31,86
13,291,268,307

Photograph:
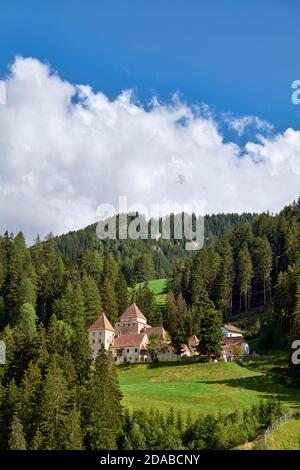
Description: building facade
88,312,116,360
88,303,166,364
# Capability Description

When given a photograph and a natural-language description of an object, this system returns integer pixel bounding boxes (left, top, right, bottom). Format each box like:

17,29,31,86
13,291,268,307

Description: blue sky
1,1,300,240
0,0,299,132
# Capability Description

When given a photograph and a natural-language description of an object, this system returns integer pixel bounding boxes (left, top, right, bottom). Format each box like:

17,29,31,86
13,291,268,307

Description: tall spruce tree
85,348,122,449
39,359,70,450
197,309,223,359
237,245,253,312
8,415,27,450
81,273,102,325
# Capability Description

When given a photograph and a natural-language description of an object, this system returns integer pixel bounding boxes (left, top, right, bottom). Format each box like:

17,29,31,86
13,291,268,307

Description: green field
118,361,300,416
268,417,300,450
131,278,167,309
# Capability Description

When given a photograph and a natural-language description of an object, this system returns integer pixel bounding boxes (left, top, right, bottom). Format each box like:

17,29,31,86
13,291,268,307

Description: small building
221,324,243,338
143,326,166,341
111,333,149,363
221,336,250,361
88,313,116,359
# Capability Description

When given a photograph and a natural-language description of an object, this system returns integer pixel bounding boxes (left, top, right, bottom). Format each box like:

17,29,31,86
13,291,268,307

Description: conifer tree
19,277,37,309
134,283,161,326
237,245,253,312
197,309,223,359
116,270,129,316
81,273,102,324
85,348,122,449
61,409,83,450
39,360,70,449
19,361,42,442
252,237,273,306
17,303,38,339
9,415,27,450
101,278,118,325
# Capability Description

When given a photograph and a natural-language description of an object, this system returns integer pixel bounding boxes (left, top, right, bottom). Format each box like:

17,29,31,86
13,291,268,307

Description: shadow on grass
117,360,195,371
197,373,300,409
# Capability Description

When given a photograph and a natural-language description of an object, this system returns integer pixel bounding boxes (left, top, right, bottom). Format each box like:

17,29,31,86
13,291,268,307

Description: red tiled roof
223,324,242,334
88,313,115,332
111,333,147,349
145,326,166,339
222,337,246,348
119,303,147,322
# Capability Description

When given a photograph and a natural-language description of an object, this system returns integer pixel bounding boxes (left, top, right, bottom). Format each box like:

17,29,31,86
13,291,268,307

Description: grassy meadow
267,417,300,450
118,360,300,416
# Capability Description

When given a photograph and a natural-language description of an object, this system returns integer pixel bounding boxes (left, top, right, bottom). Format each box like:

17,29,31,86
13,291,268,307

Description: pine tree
166,291,178,338
71,283,92,382
116,270,129,316
4,232,31,322
39,360,70,449
81,273,102,324
237,245,253,312
80,250,103,288
197,309,223,359
252,237,273,306
9,415,27,450
85,348,122,449
102,254,118,285
101,278,118,325
125,422,147,450
19,277,37,309
52,281,75,323
16,303,38,339
166,292,187,353
214,242,234,320
17,364,41,443
61,409,83,450
134,283,161,326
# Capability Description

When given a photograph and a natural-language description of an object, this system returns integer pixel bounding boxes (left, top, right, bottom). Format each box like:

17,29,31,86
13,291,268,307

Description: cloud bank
0,57,300,242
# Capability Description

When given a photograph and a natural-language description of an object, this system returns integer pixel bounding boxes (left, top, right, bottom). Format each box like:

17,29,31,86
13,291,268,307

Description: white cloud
224,114,274,136
0,56,300,243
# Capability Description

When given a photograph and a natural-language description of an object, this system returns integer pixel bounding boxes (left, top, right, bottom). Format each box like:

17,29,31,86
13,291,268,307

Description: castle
88,303,168,363
88,303,249,363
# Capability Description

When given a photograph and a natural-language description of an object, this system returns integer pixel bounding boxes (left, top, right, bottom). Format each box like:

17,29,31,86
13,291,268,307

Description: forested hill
166,198,300,365
52,213,254,280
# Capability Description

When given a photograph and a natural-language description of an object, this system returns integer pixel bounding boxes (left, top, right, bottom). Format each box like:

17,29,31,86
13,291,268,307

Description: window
127,349,130,353
135,348,138,353
128,323,130,327
92,339,95,344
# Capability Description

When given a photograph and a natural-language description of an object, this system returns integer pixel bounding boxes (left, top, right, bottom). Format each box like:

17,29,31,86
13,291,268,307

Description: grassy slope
268,417,300,450
118,360,300,416
131,278,167,308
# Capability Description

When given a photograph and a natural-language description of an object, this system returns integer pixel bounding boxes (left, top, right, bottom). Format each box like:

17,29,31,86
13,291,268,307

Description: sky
0,0,300,242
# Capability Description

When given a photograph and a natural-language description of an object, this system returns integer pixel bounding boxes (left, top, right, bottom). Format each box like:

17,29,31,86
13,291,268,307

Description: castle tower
88,312,115,359
115,303,149,336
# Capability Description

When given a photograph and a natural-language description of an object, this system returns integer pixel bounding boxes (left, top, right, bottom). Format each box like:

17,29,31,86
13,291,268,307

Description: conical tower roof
119,303,147,322
88,312,115,332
